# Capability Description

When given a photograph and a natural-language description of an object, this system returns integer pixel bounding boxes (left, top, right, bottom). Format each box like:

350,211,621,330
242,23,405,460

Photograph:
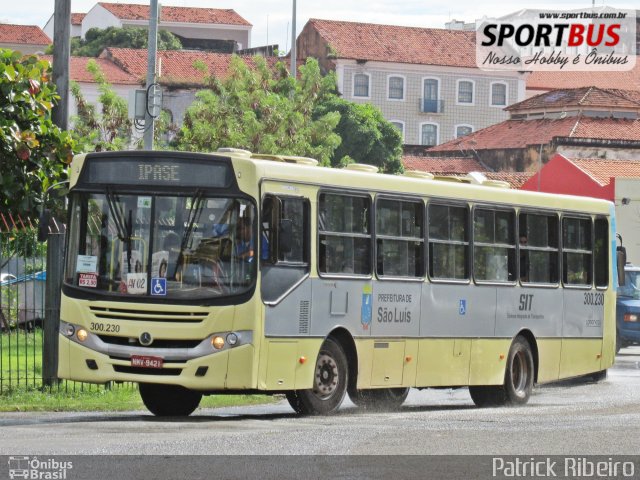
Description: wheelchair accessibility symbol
459,299,467,315
151,277,167,296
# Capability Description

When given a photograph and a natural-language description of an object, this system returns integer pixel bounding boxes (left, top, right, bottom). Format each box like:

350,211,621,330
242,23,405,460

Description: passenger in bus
236,217,269,262
164,232,181,279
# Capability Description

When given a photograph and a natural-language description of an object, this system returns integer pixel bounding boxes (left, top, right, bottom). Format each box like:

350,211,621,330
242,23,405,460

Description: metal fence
0,213,134,395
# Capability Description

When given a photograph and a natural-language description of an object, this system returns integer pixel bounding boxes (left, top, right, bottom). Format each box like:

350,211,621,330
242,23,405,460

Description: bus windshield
64,192,256,301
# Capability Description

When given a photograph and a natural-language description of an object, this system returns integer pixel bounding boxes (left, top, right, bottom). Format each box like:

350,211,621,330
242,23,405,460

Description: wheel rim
511,350,530,397
313,352,339,399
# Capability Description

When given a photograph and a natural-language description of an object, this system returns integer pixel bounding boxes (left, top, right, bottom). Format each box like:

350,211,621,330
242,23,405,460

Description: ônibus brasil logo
476,7,636,71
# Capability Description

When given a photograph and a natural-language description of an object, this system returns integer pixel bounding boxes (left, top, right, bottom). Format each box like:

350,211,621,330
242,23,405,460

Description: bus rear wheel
469,335,534,407
286,338,348,415
139,383,202,417
349,387,410,410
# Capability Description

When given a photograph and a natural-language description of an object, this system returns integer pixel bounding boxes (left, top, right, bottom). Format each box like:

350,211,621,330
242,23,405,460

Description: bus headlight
76,329,89,342
226,333,238,346
211,336,225,350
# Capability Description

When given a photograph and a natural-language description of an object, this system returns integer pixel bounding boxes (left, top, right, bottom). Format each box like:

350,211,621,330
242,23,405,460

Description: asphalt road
1,348,639,479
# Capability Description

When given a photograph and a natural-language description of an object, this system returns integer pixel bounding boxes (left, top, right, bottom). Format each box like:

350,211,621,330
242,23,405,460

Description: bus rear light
624,313,638,322
212,336,225,350
76,329,88,342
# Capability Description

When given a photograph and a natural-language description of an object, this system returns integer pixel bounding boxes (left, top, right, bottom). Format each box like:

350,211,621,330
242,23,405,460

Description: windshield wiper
106,188,133,274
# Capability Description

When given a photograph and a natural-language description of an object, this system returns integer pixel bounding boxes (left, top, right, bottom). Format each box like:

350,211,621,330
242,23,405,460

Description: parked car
616,265,640,352
0,273,17,285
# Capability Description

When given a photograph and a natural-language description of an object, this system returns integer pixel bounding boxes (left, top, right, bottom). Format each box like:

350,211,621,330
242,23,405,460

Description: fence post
43,233,64,386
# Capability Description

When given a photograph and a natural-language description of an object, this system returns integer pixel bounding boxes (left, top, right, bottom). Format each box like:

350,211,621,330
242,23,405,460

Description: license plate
130,355,164,369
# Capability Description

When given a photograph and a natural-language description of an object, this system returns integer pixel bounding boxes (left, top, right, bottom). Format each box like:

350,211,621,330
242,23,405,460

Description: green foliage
174,56,341,166
314,97,403,174
0,49,75,216
71,27,182,57
70,60,133,152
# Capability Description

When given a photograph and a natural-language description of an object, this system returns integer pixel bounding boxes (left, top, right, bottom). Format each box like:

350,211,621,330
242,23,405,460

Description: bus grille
113,365,183,376
89,306,207,323
299,300,310,334
98,335,202,349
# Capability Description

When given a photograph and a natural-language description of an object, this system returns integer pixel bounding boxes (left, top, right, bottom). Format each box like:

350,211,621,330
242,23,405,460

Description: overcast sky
3,0,637,54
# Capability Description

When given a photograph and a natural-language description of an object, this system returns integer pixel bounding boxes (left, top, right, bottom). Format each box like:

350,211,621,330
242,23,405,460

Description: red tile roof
98,2,251,26
0,24,51,45
402,155,486,174
41,55,139,85
483,172,535,189
101,48,282,85
571,158,640,186
428,116,640,153
71,13,86,26
305,18,477,67
507,87,640,112
527,59,640,92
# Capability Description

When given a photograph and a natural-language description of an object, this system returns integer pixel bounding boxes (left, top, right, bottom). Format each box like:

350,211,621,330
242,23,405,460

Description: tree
70,60,133,152
47,27,182,57
314,97,403,174
0,49,74,216
174,56,341,166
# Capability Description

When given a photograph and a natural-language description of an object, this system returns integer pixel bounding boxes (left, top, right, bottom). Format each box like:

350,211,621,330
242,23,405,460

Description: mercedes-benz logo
139,332,153,346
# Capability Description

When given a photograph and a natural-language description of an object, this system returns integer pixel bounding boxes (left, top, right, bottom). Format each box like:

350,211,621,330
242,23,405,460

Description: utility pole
51,0,71,130
290,0,297,78
143,0,160,150
43,0,71,388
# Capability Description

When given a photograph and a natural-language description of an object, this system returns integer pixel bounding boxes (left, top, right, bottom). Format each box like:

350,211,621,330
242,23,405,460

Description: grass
1,328,277,412
0,385,277,412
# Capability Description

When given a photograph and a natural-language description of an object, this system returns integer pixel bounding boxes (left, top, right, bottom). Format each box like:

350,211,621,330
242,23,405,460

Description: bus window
563,216,593,286
318,193,372,276
518,212,559,285
262,195,309,265
473,208,516,283
428,203,469,281
375,198,424,278
594,217,609,288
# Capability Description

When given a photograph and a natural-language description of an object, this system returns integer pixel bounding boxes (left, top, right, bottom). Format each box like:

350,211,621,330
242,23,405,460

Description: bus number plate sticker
131,355,164,369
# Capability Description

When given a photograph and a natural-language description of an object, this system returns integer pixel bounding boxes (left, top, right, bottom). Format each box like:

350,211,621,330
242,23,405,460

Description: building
0,24,51,55
44,2,252,50
526,57,640,98
43,13,85,39
521,153,640,263
296,18,526,146
424,87,640,172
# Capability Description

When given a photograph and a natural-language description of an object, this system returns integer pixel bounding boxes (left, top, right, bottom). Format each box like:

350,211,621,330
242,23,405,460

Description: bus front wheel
286,338,348,415
470,335,534,407
139,383,202,417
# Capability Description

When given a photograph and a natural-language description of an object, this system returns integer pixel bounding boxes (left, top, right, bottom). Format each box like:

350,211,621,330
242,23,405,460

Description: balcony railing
419,98,445,113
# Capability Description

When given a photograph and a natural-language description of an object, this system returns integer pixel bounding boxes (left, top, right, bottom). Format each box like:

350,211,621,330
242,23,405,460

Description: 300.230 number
90,322,120,333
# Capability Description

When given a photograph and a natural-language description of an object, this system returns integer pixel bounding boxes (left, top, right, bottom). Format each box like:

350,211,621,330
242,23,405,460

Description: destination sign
79,156,232,188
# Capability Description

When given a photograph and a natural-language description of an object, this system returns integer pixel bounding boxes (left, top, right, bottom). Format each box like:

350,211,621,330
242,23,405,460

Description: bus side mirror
617,246,627,286
37,209,51,242
279,219,293,254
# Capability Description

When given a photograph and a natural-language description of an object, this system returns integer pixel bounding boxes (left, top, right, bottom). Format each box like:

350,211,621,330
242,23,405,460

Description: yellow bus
58,148,622,416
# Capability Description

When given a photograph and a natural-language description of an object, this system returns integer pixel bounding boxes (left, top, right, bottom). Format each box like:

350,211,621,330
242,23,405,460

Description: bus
57,148,623,416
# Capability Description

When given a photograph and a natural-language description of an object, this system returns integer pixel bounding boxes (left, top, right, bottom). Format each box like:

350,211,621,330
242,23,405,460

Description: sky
2,0,638,54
